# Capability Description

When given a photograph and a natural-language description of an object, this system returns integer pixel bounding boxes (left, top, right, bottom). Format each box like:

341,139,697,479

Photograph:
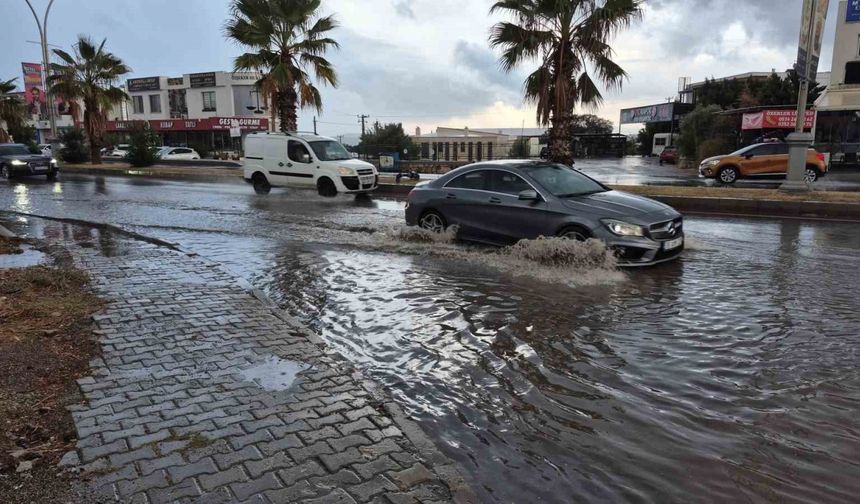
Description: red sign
106,117,268,132
742,110,815,130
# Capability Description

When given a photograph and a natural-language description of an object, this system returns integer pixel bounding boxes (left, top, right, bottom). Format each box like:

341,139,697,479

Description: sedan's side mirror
744,154,754,159
518,189,540,201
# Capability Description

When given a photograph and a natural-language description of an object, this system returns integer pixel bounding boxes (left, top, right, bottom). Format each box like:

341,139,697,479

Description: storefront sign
106,117,268,132
167,77,184,86
795,0,830,80
848,0,860,22
127,77,161,92
189,72,217,88
620,103,674,124
230,72,260,82
741,110,815,130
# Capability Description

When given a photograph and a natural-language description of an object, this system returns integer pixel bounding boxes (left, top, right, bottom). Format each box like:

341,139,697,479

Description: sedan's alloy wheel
420,213,445,233
804,168,818,183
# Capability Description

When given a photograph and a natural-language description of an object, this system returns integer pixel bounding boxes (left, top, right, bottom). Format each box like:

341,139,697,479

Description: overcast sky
0,0,842,136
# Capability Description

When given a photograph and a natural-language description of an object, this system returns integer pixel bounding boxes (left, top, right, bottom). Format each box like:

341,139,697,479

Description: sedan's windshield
521,164,607,198
0,145,31,156
309,140,351,161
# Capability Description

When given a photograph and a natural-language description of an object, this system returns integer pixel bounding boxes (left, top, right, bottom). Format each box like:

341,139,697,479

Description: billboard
127,77,161,92
620,103,674,124
849,0,860,22
741,110,815,130
105,117,268,132
22,62,46,118
189,72,217,88
795,0,830,80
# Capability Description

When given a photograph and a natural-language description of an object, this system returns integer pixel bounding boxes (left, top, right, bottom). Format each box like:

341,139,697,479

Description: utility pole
358,114,369,159
24,0,57,141
313,116,317,135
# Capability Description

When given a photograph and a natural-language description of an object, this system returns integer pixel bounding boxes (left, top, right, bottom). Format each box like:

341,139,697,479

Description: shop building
815,0,860,162
106,71,273,153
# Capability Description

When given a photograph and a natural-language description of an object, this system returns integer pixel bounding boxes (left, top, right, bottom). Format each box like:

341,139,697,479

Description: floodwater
3,174,860,503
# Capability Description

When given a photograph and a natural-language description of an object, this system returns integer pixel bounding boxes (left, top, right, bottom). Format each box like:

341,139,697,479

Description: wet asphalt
2,173,860,503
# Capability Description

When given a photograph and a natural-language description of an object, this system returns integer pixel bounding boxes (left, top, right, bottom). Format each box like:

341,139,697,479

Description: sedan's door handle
278,162,285,167
287,162,293,168
489,197,501,204
446,193,457,199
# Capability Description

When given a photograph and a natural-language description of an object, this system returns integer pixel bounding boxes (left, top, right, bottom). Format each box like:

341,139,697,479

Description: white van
243,132,378,196
652,133,676,156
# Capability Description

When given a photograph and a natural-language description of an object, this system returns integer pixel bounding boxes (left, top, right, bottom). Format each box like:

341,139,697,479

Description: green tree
58,128,90,163
358,122,417,158
1,78,28,143
125,122,160,167
48,36,130,164
570,114,613,134
508,137,531,157
677,105,736,164
489,0,642,165
226,0,339,132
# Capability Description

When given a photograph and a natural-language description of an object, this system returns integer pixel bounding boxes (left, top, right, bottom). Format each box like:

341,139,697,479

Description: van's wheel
419,210,447,233
557,225,590,241
804,166,820,183
717,166,739,184
252,173,271,195
317,177,337,197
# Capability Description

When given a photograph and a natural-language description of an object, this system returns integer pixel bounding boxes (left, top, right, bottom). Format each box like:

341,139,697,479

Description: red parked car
659,147,679,165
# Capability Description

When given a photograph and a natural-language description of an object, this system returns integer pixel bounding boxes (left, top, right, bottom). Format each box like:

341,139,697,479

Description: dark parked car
659,147,678,165
405,160,684,266
0,143,58,180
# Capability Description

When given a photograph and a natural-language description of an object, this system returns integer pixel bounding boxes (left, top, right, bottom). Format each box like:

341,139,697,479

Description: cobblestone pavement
64,237,474,504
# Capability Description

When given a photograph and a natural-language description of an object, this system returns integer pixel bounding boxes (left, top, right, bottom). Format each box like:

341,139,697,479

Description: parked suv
699,143,828,184
0,143,59,180
243,132,378,196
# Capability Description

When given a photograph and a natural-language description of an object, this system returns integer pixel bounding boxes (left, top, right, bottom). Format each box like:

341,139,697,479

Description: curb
646,195,860,220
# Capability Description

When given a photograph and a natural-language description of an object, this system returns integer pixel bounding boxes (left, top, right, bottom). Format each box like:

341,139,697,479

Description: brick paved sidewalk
63,237,474,504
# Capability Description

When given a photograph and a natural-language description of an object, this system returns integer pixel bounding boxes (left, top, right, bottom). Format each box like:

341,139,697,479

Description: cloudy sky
0,0,842,136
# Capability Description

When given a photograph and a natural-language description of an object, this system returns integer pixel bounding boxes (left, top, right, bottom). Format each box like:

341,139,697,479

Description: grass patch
0,265,104,487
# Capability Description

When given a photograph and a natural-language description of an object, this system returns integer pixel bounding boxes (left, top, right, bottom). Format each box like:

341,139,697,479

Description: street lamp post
24,0,57,141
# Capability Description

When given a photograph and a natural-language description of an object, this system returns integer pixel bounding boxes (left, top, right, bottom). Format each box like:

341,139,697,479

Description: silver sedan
404,160,684,266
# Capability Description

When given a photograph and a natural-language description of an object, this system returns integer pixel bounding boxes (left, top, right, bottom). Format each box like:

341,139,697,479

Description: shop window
132,96,144,114
846,62,860,85
202,91,216,112
149,95,161,114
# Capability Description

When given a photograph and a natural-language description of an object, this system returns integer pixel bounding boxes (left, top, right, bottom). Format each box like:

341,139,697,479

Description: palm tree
48,36,130,164
490,0,642,164
0,78,27,143
225,0,339,132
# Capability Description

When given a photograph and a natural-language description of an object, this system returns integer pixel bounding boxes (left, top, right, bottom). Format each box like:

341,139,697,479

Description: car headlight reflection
602,219,645,237
337,167,355,176
11,160,27,166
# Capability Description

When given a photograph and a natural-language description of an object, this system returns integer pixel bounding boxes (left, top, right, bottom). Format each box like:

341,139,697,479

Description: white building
410,126,545,161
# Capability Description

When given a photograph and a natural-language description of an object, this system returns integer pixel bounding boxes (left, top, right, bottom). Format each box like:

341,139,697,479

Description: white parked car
158,147,200,160
243,132,378,196
106,144,131,158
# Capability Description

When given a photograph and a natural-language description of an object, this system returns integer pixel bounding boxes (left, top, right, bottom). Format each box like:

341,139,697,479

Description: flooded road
3,174,860,503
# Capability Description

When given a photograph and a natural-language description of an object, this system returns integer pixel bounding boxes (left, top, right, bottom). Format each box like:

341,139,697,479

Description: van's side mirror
518,189,540,201
301,153,311,163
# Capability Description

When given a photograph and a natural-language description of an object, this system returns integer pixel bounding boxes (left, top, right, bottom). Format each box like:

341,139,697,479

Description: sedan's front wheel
0,165,10,180
419,210,447,233
804,167,820,183
557,225,590,241
718,166,739,184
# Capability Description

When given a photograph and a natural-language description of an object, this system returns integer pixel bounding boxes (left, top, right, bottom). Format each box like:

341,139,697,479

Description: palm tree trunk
549,113,574,165
84,107,102,165
280,86,298,132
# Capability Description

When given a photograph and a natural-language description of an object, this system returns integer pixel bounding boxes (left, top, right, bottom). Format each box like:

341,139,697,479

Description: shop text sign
742,110,815,130
107,117,268,132
849,0,860,22
620,103,673,124
128,77,160,92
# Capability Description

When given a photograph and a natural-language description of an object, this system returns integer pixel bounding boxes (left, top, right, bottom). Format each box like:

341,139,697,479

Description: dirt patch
614,184,860,204
0,237,25,256
0,264,104,501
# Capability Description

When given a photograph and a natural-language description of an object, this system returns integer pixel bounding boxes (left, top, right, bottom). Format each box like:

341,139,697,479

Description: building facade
105,71,273,152
411,127,544,162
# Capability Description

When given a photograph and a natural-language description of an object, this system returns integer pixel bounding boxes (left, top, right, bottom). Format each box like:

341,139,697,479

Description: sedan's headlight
51,158,58,165
700,159,720,168
337,166,355,176
602,219,645,237
10,160,27,166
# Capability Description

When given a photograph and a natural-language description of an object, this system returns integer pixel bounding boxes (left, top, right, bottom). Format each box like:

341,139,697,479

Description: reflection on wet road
3,174,860,503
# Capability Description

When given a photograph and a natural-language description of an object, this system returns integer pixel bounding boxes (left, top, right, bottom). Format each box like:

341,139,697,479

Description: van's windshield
309,140,351,161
